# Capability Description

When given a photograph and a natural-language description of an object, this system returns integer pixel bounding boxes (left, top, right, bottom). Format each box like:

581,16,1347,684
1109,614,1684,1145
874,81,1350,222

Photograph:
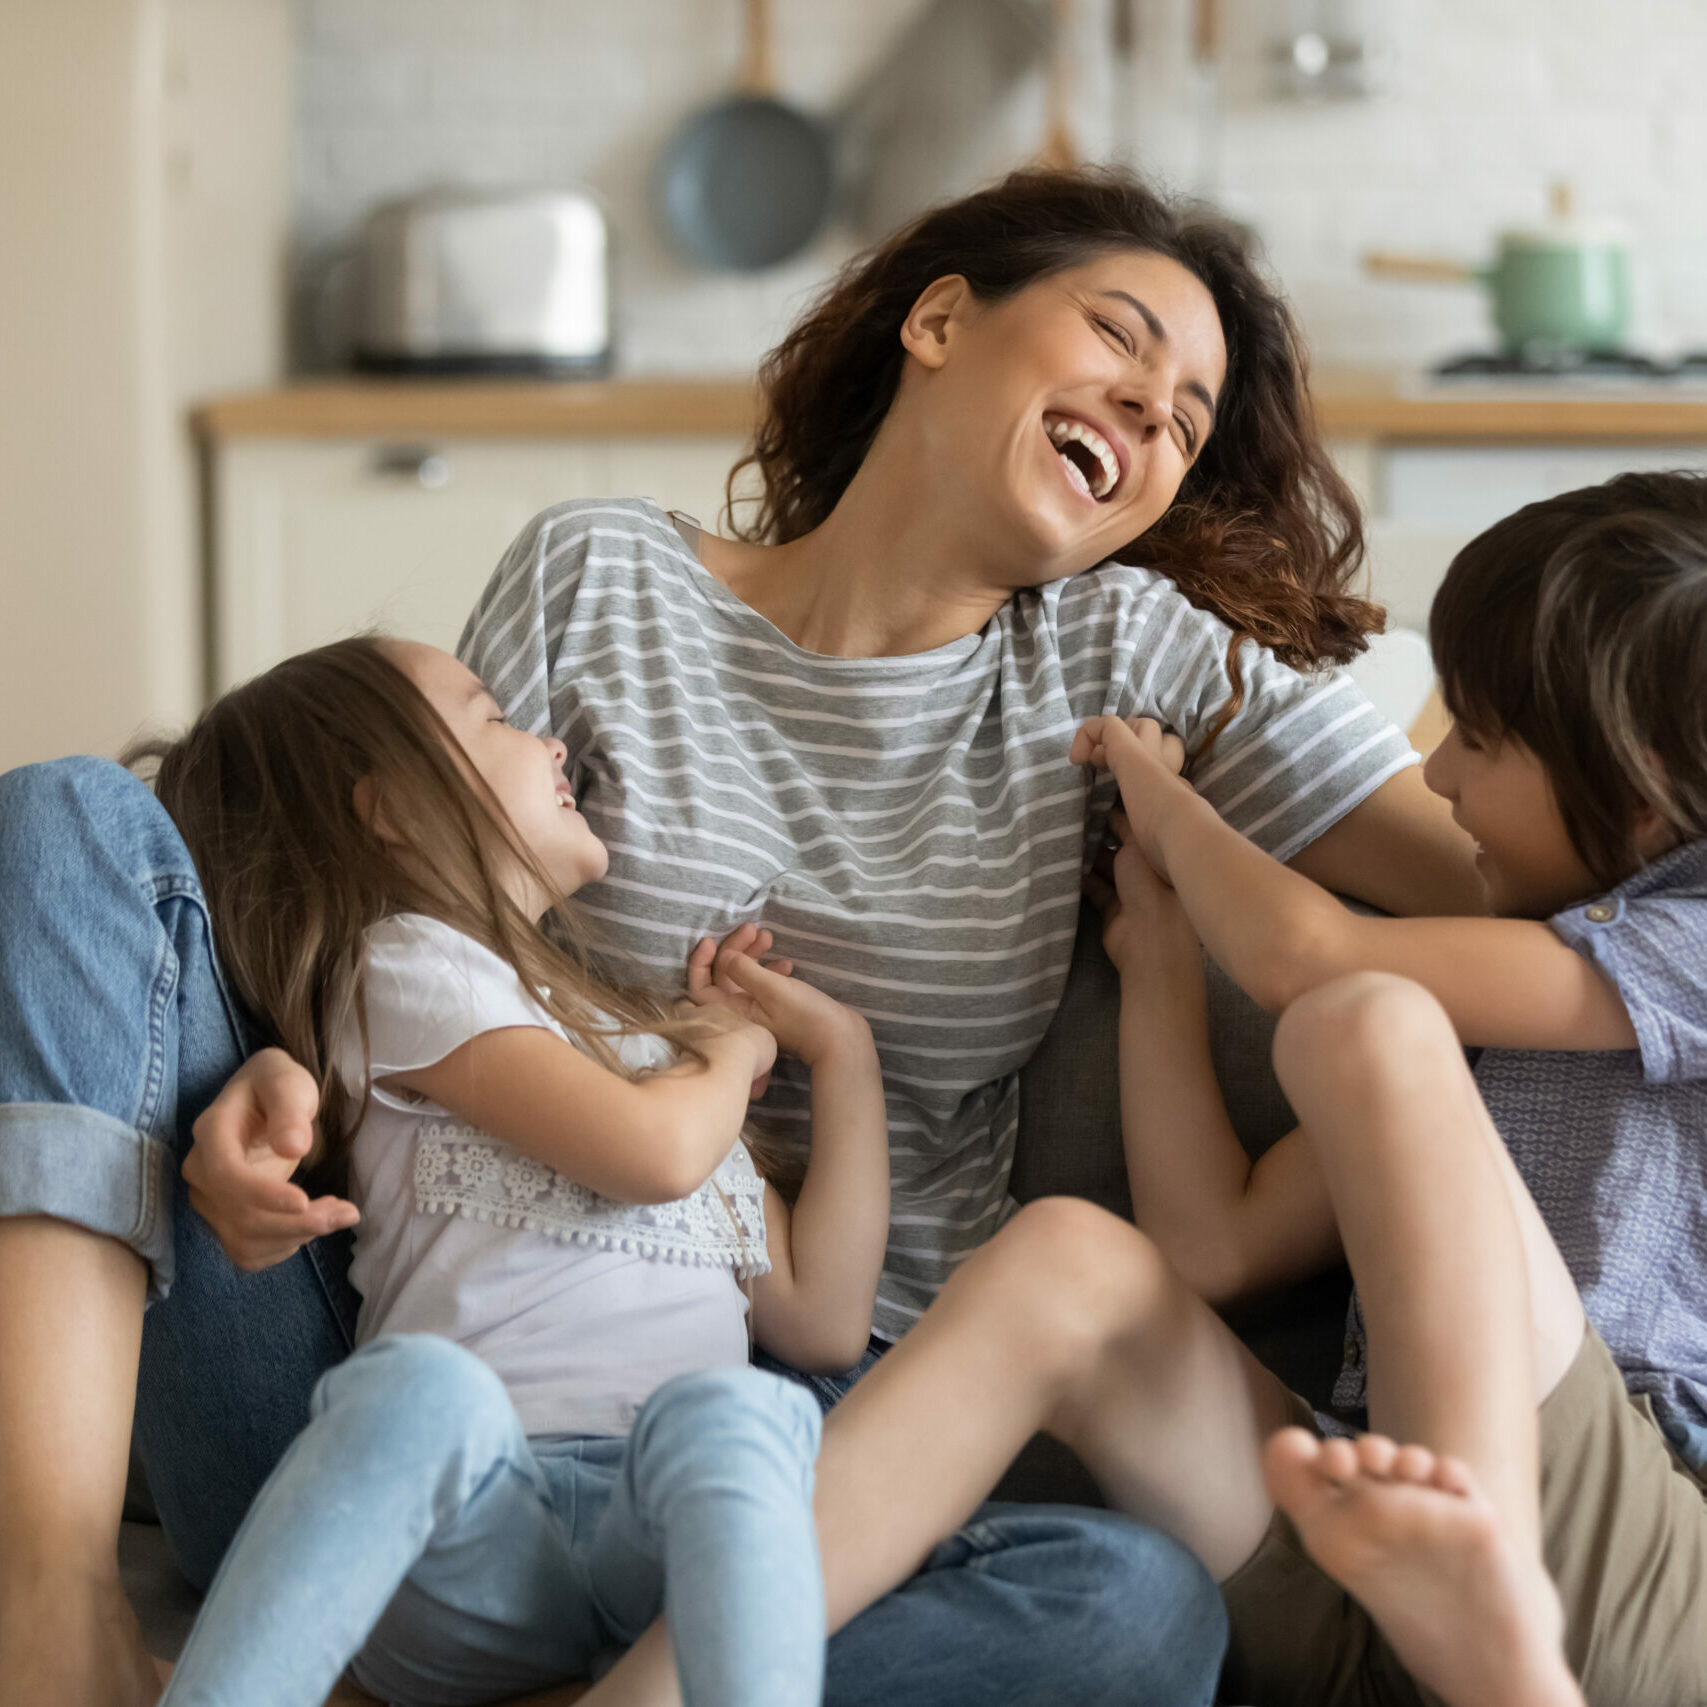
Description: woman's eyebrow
1098,290,1219,426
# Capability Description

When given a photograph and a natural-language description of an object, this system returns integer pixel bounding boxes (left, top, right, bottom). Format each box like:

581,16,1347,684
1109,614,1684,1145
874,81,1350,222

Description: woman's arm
1073,716,1638,1053
1090,827,1341,1305
684,929,891,1374
395,1012,776,1206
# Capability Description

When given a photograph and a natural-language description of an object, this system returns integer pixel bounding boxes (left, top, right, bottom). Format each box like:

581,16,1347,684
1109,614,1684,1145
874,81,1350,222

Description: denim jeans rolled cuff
0,1100,175,1297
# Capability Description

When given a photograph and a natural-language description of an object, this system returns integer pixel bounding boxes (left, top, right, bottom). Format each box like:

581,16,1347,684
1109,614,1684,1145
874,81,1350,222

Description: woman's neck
703,432,1016,659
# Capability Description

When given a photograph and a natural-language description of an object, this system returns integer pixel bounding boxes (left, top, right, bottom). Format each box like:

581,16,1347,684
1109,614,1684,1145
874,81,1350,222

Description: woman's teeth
1046,417,1119,500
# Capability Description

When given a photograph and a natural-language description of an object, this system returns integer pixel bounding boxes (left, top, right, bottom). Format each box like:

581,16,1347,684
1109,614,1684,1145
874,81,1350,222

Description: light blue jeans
0,758,1229,1706
161,1337,825,1707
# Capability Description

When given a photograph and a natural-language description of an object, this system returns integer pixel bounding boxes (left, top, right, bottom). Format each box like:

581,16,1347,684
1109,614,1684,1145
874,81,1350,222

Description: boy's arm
1073,716,1638,1053
1092,845,1341,1304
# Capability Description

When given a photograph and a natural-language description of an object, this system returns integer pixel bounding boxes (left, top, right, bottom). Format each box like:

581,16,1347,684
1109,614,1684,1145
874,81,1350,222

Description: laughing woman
0,169,1477,1707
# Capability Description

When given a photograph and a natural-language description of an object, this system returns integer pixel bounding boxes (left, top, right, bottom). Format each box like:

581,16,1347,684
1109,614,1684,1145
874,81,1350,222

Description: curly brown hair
732,167,1381,734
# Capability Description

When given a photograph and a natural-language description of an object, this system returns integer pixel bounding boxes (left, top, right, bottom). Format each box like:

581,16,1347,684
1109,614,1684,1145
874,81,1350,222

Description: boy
1070,471,1707,1706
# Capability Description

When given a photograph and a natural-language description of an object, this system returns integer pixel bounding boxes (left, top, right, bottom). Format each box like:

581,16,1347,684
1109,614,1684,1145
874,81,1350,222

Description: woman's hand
1085,812,1205,991
183,1048,359,1271
1071,715,1195,875
686,924,871,1069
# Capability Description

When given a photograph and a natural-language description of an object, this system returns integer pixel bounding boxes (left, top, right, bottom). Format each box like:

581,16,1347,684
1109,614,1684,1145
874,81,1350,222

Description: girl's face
899,249,1227,582
396,643,609,913
1422,722,1599,918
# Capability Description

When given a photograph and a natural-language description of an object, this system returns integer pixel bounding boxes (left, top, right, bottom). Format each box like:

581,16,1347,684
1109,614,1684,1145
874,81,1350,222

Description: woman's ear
899,275,972,370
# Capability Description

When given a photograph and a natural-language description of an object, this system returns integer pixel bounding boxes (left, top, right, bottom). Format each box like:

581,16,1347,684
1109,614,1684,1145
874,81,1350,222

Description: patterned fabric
459,497,1417,1337
1332,838,1707,1475
414,1124,771,1279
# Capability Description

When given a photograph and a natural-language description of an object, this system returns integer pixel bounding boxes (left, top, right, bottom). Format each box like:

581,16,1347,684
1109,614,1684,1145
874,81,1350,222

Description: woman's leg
0,759,352,1703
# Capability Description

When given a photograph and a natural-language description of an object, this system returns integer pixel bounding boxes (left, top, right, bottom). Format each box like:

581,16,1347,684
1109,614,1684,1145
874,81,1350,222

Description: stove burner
1434,350,1707,380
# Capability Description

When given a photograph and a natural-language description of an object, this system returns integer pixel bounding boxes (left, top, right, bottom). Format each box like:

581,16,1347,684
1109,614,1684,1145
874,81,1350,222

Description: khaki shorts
1220,1326,1707,1707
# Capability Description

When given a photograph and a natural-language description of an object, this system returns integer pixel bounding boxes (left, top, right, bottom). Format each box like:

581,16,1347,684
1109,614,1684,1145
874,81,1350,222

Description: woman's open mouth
1044,414,1122,503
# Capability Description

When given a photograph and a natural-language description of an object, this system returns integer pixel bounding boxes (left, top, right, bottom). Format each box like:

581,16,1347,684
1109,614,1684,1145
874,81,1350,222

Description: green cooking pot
1365,193,1632,355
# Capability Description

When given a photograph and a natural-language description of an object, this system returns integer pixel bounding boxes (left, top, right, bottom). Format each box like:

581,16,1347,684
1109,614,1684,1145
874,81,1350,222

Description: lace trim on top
413,1125,771,1279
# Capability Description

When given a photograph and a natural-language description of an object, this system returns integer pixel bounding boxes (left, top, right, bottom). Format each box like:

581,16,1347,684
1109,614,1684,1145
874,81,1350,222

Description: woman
0,169,1477,1707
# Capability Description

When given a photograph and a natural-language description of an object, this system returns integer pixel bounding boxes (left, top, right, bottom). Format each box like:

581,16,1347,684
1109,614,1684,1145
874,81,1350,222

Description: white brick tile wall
291,0,1707,374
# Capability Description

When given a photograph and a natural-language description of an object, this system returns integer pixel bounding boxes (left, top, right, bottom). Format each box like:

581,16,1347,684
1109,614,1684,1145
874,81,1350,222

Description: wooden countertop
193,371,1707,444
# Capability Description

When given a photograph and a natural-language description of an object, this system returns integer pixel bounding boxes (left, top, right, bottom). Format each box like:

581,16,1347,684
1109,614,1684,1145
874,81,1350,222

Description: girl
1062,470,1707,1706
146,633,893,1707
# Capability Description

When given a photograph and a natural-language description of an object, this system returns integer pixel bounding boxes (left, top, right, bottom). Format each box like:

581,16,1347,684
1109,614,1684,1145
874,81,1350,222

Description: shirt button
1585,902,1616,923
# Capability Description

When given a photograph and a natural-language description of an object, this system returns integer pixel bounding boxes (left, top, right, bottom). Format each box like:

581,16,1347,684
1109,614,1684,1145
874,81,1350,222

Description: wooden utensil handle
741,0,775,95
1364,251,1477,284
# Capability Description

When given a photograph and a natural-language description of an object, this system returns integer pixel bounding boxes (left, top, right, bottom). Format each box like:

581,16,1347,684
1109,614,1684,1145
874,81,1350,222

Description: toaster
353,185,612,376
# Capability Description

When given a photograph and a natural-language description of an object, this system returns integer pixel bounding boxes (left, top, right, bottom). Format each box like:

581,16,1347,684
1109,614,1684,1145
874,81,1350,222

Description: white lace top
340,913,768,1438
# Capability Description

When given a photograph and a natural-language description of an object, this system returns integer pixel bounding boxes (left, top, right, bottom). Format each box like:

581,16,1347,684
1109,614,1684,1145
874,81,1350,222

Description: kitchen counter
193,370,1707,443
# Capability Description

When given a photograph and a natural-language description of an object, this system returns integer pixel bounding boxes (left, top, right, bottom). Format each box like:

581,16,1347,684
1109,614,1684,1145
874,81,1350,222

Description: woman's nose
545,737,568,765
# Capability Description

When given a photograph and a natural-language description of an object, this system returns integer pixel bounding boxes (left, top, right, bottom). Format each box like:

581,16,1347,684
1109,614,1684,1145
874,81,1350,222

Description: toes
1353,1434,1400,1479
1430,1453,1477,1498
1318,1438,1361,1485
1262,1427,1327,1508
1391,1443,1439,1486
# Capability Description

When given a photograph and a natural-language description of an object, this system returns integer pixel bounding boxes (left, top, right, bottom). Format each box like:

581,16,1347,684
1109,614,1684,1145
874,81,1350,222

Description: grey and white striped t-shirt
461,498,1417,1338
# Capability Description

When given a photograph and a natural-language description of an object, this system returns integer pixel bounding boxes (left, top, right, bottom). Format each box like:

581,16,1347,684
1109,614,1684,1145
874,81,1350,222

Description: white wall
0,0,292,771
292,0,1707,375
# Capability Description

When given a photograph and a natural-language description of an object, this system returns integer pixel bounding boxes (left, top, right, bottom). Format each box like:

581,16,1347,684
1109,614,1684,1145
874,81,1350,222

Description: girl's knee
631,1366,821,1477
317,1334,516,1453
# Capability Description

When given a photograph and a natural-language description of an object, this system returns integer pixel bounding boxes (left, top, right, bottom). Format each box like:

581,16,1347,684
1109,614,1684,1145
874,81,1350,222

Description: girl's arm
1089,817,1341,1306
393,1009,776,1206
1072,716,1638,1053
685,929,891,1374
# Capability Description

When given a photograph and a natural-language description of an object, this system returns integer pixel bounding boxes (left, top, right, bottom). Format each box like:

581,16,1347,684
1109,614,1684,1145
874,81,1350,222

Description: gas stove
1433,350,1707,381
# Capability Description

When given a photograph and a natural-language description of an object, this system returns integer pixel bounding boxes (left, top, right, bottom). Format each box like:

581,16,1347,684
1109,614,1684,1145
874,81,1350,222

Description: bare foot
0,1575,163,1707
1263,1428,1584,1707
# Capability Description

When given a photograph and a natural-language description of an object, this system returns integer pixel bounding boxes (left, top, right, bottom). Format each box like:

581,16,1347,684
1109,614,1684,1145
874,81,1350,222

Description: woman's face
900,249,1228,581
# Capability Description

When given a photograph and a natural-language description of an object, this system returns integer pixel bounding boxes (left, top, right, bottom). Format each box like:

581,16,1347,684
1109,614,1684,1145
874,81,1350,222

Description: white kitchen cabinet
211,435,745,689
1349,443,1707,633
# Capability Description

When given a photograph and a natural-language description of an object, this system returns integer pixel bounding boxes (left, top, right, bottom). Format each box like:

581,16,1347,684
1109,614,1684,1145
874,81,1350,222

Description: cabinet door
213,436,740,691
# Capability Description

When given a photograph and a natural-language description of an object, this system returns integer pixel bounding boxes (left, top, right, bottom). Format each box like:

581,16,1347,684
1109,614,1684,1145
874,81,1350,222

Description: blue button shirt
1332,837,1707,1477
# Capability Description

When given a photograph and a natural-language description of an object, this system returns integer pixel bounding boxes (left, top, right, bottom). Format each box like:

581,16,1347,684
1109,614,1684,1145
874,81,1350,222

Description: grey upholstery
993,903,1351,1503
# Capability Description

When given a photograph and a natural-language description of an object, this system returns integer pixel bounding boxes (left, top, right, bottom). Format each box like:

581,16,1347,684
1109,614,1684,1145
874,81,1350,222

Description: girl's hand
183,1048,359,1271
1084,812,1204,988
687,924,871,1067
1071,715,1194,874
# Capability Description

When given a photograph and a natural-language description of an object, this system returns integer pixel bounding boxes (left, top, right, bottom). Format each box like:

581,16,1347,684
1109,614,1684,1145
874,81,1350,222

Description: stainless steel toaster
353,185,612,376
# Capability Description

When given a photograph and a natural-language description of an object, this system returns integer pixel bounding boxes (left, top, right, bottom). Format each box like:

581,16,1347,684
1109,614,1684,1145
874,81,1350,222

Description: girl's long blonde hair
126,636,719,1195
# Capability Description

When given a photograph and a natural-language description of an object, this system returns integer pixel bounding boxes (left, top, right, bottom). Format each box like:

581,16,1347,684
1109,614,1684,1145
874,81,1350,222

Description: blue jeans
0,758,1228,1706
162,1338,825,1707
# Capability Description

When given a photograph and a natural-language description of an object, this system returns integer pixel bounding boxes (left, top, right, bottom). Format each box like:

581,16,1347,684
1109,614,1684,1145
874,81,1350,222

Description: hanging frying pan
658,0,836,271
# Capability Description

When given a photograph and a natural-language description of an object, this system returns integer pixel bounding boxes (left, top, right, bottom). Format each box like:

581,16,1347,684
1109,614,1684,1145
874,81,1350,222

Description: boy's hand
1071,715,1195,873
1085,812,1205,992
687,924,871,1069
183,1048,359,1272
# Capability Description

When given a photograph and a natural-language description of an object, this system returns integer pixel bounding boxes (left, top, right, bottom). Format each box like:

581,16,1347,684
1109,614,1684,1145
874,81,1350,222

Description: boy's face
1423,722,1601,918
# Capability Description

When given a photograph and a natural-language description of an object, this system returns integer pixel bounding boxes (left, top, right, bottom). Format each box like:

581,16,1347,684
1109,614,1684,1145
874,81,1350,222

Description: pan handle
740,0,776,97
1364,251,1478,284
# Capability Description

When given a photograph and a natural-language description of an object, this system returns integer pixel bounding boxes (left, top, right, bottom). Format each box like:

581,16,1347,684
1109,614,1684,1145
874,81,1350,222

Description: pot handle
1364,251,1479,284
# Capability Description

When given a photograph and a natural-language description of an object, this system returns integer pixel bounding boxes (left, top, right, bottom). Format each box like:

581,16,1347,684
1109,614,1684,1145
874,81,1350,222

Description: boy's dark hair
1430,470,1707,887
